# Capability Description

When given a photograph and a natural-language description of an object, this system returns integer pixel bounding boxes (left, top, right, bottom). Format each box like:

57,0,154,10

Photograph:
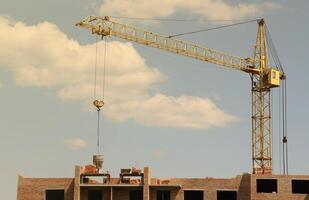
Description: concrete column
16,175,23,200
143,167,151,200
74,166,82,200
176,190,184,200
110,187,113,200
206,190,216,200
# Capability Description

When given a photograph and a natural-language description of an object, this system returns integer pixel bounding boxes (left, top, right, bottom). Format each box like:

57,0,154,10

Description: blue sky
1,0,309,199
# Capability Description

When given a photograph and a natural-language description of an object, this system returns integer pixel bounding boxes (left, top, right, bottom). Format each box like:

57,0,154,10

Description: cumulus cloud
63,138,88,150
0,16,238,129
105,94,237,129
99,0,280,20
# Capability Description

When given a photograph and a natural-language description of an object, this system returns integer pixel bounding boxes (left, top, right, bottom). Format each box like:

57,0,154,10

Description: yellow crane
76,16,286,175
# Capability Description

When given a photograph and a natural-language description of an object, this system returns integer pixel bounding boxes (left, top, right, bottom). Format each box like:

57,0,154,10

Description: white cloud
0,16,238,129
63,138,88,150
99,0,280,20
105,94,237,129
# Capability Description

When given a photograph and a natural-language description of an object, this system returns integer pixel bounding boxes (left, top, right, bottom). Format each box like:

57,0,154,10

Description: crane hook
93,99,104,111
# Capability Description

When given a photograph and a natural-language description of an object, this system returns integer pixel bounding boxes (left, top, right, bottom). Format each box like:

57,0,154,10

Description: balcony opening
130,190,143,200
157,190,170,200
256,179,277,193
45,189,64,200
292,180,309,194
217,190,237,200
184,190,203,200
88,190,103,200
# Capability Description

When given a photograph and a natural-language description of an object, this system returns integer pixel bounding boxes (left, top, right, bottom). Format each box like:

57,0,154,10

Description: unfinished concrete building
17,164,309,200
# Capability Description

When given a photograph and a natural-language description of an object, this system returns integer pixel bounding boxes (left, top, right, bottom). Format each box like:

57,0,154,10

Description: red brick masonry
17,166,309,200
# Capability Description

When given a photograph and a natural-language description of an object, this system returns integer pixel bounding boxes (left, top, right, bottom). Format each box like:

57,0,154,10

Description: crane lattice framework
77,16,286,174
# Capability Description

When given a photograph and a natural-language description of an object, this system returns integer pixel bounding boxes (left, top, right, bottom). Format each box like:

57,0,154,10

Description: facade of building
17,165,309,200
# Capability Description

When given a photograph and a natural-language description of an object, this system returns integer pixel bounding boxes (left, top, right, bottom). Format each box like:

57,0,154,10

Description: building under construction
17,163,309,200
16,16,308,200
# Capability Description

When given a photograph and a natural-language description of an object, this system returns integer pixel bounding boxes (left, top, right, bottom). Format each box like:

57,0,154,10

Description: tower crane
76,16,286,175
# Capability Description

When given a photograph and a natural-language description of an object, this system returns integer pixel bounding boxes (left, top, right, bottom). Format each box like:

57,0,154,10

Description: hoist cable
279,83,282,174
94,35,99,100
93,35,101,154
103,37,107,99
282,81,286,174
92,37,108,154
283,79,289,174
280,79,288,175
168,19,258,38
97,109,100,154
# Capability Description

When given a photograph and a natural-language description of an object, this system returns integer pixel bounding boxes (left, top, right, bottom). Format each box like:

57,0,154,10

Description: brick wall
167,174,250,200
251,174,309,200
17,166,309,200
17,176,74,200
113,188,130,200
80,187,111,200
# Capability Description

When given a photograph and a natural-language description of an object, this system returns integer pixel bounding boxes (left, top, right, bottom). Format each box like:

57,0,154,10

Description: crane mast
251,19,272,174
77,16,284,174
